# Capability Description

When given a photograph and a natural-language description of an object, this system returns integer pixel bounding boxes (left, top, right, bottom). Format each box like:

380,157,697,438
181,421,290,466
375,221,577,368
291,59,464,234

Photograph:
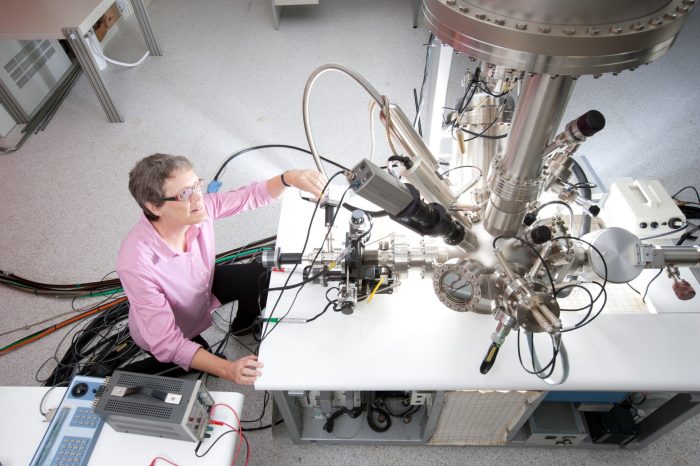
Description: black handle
480,342,500,374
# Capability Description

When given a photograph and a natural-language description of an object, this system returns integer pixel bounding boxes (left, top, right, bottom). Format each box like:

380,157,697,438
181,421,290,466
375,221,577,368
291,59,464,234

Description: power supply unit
93,370,214,442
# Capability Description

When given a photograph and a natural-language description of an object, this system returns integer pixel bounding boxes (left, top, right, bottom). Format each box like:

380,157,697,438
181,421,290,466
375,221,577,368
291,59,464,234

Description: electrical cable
86,31,149,67
211,144,348,184
258,171,345,340
413,33,435,130
242,419,284,432
642,268,665,304
438,165,483,179
639,223,688,241
671,185,700,203
516,328,560,378
532,201,575,232
260,184,353,344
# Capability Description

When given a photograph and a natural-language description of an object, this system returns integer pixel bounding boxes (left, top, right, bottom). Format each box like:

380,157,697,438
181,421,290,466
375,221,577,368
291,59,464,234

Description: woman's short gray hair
128,153,193,221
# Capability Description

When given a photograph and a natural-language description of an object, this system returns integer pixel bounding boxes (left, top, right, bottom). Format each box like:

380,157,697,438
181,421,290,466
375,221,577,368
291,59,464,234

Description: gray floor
1,0,699,464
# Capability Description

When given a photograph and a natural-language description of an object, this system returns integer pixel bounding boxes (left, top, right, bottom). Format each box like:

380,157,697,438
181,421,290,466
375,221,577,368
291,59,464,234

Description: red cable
149,457,179,466
210,403,248,465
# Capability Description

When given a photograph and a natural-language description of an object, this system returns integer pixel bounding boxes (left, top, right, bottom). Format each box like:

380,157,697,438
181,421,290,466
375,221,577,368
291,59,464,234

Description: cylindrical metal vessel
422,0,695,76
484,73,575,236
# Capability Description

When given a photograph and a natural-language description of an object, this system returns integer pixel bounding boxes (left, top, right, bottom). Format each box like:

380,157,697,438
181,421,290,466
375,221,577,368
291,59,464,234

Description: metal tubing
530,308,553,333
37,63,82,132
423,41,453,155
0,84,28,123
501,74,575,179
494,249,517,282
302,64,384,179
484,74,575,236
537,303,561,330
657,245,700,267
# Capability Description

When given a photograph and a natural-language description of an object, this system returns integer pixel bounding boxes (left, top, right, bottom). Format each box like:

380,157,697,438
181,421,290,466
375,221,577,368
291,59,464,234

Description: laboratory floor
1,0,699,464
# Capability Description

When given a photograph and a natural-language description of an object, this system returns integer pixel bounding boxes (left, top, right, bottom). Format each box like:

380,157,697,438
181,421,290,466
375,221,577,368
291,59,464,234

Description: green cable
215,247,273,264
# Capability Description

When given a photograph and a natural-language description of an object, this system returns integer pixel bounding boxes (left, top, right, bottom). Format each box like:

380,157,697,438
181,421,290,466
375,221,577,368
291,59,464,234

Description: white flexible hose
86,31,149,68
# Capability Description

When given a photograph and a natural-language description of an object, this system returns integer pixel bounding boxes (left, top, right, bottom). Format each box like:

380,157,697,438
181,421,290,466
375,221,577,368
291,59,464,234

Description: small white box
600,179,686,242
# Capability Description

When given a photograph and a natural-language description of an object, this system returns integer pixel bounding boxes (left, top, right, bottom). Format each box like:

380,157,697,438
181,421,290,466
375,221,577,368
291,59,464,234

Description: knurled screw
649,17,663,26
459,6,469,12
677,5,690,12
665,11,678,19
476,13,486,20
446,0,456,5
539,25,551,33
631,21,645,31
563,27,576,35
516,23,527,30
587,26,600,35
610,25,623,34
495,19,505,26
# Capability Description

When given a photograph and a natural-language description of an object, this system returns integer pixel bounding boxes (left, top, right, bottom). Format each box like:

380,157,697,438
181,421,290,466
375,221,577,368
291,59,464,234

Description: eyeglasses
161,179,204,202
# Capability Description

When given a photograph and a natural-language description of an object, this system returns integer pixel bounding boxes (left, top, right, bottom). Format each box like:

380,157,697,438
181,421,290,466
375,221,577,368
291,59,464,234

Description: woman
117,153,326,384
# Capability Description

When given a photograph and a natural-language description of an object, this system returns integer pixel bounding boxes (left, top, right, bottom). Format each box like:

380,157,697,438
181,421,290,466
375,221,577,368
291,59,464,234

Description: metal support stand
271,1,282,30
627,392,700,449
129,0,162,56
62,27,124,123
413,0,421,28
0,84,28,123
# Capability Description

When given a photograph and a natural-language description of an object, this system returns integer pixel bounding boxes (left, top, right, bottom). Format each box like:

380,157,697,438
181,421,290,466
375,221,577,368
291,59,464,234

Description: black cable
560,282,607,332
212,144,349,181
413,33,434,131
671,185,700,204
305,300,337,323
341,201,387,217
259,171,345,340
260,184,353,344
516,328,560,377
241,391,270,424
642,269,664,304
367,393,391,433
626,283,641,295
262,267,328,292
323,404,366,433
194,429,244,458
242,419,284,432
461,104,506,142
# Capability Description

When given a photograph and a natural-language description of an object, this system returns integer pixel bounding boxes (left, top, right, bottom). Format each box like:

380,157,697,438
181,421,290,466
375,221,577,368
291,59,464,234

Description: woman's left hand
284,169,328,197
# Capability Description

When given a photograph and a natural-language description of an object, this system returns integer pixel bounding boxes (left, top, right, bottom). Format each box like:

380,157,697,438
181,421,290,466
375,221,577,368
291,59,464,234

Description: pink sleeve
119,266,201,370
205,180,274,220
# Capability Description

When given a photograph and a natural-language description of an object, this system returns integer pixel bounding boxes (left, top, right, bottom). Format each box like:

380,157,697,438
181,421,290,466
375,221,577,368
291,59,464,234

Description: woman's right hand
223,354,264,385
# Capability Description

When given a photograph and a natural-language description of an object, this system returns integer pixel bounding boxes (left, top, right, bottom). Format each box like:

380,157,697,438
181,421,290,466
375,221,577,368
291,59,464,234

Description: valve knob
673,280,696,301
576,110,605,136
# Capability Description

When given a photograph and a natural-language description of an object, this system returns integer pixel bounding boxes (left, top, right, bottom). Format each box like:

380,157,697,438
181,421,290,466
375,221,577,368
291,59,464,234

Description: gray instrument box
93,370,214,442
523,402,589,446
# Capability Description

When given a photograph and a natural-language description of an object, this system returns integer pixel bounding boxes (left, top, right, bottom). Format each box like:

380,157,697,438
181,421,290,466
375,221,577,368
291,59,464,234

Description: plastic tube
87,31,149,68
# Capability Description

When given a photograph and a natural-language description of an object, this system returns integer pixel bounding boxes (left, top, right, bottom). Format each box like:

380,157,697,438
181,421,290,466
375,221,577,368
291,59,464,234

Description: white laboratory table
256,191,700,446
0,0,162,122
0,386,244,466
257,192,700,392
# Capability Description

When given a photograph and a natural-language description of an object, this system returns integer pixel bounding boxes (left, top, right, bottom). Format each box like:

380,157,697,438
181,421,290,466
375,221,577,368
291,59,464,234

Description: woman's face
151,168,208,226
